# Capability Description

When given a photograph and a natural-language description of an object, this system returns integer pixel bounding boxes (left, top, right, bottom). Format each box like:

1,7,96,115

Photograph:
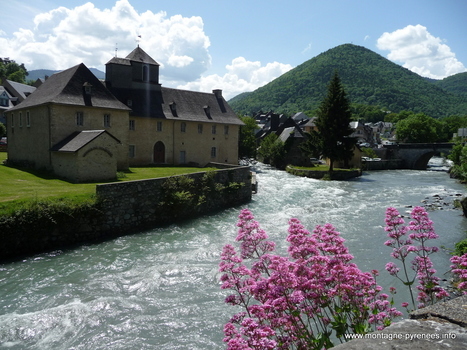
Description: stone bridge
381,143,454,170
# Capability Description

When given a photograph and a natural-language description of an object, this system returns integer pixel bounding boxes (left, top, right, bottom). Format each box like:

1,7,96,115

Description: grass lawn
0,152,214,206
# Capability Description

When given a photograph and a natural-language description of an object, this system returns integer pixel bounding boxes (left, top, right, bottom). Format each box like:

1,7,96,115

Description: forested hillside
229,44,467,118
432,72,467,96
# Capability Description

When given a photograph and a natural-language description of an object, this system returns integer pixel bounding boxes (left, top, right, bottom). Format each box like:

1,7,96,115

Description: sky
1,0,466,100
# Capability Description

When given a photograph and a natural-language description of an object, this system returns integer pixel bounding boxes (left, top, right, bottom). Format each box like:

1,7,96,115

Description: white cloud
0,0,211,83
1,0,294,99
178,57,294,100
377,24,466,79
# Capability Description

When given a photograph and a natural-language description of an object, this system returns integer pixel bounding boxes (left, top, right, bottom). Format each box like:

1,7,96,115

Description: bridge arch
384,143,454,170
412,151,436,170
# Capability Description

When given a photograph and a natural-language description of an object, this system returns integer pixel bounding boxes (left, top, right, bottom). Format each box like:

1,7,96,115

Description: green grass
0,152,214,211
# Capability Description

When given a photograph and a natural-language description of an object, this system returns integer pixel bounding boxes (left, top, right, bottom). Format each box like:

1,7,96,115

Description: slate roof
106,46,160,66
51,130,121,152
4,80,36,100
8,63,131,112
110,86,243,125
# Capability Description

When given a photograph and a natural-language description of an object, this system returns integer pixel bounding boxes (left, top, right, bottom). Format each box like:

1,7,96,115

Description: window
181,122,186,132
19,112,22,127
211,147,217,158
157,121,162,132
211,125,217,134
104,114,111,128
127,99,133,107
26,111,30,127
129,120,135,130
76,112,84,126
11,113,14,128
0,94,8,107
224,125,229,135
198,124,203,134
129,145,135,158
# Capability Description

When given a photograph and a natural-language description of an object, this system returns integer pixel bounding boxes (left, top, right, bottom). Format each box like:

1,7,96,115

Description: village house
5,46,243,182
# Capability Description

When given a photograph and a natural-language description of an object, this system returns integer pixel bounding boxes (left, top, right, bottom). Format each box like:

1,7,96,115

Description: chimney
212,89,226,113
212,89,222,98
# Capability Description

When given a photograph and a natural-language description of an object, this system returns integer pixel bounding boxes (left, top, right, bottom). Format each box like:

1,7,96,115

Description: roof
110,86,243,125
3,80,36,100
51,130,121,152
8,63,131,112
106,46,160,66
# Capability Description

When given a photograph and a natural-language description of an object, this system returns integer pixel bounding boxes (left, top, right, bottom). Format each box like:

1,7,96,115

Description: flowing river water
1,159,467,349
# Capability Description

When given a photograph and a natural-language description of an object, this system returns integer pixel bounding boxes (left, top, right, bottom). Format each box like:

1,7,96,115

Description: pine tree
313,71,355,173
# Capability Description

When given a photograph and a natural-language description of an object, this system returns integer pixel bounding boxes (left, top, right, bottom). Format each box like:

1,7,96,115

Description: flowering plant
384,206,449,309
450,253,467,293
219,209,401,349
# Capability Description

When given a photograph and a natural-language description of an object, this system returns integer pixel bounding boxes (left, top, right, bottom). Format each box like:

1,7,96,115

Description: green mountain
229,44,467,118
432,72,467,96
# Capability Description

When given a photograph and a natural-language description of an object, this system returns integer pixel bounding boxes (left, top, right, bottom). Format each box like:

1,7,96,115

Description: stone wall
96,164,252,233
0,165,252,261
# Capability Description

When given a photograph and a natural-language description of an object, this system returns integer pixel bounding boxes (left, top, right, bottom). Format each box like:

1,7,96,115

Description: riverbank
285,165,362,180
0,163,253,262
333,295,467,349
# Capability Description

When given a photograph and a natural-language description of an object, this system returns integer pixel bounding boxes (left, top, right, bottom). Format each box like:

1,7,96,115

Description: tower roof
126,46,160,65
106,46,159,66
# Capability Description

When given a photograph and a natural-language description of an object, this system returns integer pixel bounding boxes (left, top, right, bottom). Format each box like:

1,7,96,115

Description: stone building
4,46,243,182
105,46,243,167
6,63,130,181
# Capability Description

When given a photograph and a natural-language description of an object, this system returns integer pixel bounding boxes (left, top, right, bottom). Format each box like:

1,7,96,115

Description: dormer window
83,82,92,95
169,102,178,117
204,105,212,119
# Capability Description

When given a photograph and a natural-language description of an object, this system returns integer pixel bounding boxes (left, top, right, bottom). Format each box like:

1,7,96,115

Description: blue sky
1,0,466,99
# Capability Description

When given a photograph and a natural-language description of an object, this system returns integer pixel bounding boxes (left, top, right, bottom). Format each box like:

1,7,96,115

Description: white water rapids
1,159,466,349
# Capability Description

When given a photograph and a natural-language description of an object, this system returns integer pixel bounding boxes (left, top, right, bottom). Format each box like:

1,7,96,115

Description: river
1,159,466,349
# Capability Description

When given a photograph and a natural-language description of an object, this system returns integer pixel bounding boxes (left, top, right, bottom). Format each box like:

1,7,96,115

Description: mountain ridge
27,68,105,81
228,44,467,118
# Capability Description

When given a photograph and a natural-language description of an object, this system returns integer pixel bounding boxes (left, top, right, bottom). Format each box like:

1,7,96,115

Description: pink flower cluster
384,206,448,309
219,209,401,349
450,253,467,292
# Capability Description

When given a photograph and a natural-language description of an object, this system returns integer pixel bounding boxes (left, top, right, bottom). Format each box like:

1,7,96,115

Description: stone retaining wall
1,164,252,261
96,164,252,234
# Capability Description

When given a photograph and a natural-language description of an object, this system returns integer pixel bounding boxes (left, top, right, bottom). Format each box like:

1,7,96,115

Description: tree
257,133,285,167
238,116,258,159
304,71,355,172
395,112,447,143
0,59,28,83
441,115,467,139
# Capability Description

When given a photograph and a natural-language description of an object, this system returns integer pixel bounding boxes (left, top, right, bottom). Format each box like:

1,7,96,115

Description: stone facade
128,117,240,166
